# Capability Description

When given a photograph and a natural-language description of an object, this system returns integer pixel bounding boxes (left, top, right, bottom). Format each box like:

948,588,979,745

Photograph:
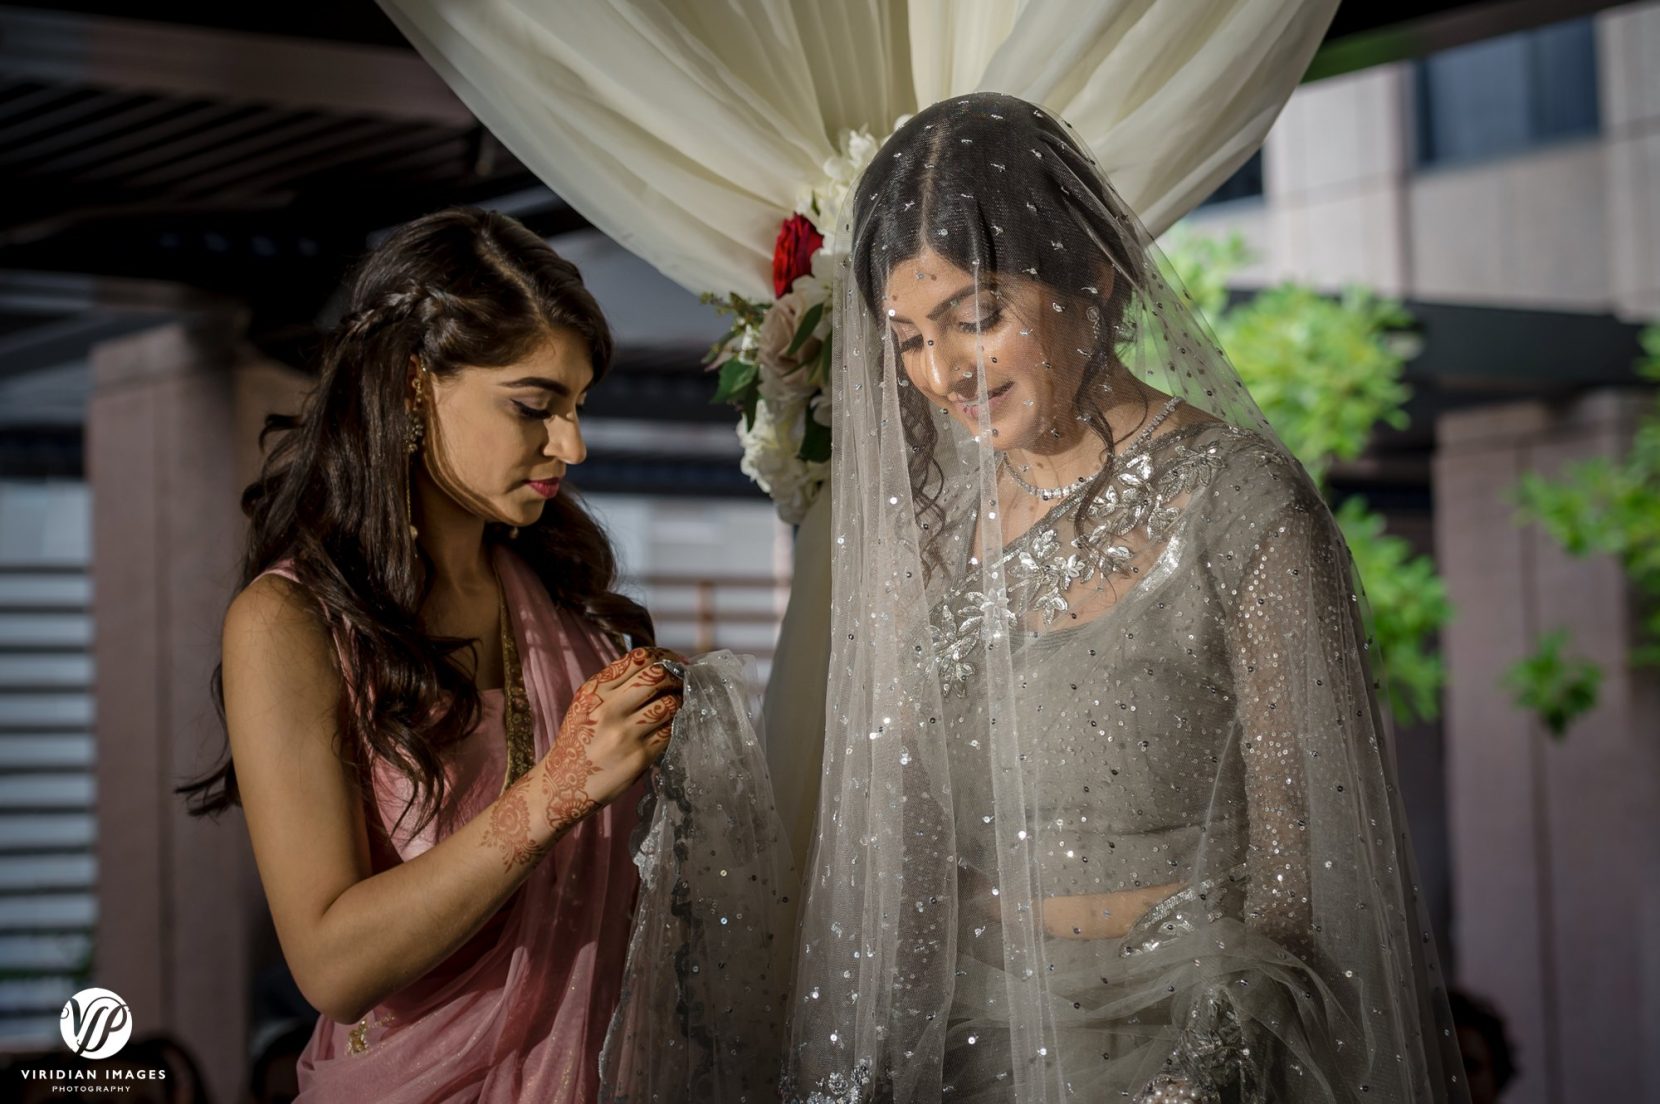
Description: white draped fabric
378,0,1334,299
377,0,1339,871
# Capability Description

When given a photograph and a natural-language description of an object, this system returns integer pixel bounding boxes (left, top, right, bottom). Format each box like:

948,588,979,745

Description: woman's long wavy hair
180,207,653,830
851,93,1147,580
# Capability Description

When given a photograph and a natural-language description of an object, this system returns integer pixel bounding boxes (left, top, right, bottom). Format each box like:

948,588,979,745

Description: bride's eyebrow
888,281,994,326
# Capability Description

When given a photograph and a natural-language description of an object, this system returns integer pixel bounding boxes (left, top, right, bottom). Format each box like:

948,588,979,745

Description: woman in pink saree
182,208,682,1103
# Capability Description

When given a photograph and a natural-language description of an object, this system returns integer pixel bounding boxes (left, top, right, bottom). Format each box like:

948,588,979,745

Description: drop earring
405,367,426,540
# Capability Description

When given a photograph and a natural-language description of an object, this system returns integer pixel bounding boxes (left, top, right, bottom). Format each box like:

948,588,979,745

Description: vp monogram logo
59,988,132,1059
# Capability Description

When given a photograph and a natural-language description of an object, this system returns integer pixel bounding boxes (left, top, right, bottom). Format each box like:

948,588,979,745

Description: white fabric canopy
377,0,1335,300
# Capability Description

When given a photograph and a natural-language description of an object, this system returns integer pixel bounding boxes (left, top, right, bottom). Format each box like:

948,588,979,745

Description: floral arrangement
704,125,895,524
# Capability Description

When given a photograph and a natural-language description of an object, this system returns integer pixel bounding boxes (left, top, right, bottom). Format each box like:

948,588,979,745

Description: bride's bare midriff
1040,882,1185,940
961,867,1186,940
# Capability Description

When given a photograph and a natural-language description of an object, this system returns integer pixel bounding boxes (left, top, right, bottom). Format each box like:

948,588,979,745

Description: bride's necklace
1000,395,1184,503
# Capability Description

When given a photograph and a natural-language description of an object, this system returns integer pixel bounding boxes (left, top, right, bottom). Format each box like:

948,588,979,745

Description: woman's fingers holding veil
547,648,686,811
600,647,683,702
594,647,685,749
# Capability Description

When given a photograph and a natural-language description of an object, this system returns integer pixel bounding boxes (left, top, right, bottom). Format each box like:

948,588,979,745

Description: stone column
1262,63,1411,295
1435,390,1660,1104
88,315,308,1104
1601,2,1660,321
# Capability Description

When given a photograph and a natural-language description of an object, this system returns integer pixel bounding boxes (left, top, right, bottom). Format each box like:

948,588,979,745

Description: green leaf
1507,318,1660,671
1503,630,1603,739
797,411,832,463
786,302,826,356
712,358,759,406
1335,495,1449,726
810,335,834,388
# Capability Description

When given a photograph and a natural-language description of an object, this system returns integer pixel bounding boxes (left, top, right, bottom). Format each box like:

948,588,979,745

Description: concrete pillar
87,315,308,1104
1262,63,1411,294
1601,1,1660,321
1435,390,1660,1104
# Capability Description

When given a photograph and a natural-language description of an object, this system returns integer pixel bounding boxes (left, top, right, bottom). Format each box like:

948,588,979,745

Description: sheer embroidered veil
781,93,1468,1104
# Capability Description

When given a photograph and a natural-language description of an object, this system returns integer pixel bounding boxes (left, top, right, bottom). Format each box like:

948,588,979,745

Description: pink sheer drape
260,543,642,1103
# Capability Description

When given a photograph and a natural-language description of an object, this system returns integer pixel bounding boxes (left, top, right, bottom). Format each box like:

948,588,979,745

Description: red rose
772,214,824,299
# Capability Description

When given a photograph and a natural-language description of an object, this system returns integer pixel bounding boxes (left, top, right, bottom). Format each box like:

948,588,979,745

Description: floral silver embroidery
931,424,1243,690
783,1059,877,1103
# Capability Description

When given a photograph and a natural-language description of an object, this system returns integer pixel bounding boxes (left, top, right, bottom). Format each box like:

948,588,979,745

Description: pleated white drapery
377,0,1339,871
377,0,1334,299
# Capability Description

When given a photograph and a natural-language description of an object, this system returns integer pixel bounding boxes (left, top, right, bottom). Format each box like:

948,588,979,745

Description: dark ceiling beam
1308,0,1633,81
7,91,185,165
0,5,470,125
12,2,413,49
0,268,227,315
0,86,114,147
178,123,435,199
0,311,162,380
16,99,243,177
119,114,359,190
1400,299,1648,391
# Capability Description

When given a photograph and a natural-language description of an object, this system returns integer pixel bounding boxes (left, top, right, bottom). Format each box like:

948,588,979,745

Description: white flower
797,124,892,255
737,398,829,526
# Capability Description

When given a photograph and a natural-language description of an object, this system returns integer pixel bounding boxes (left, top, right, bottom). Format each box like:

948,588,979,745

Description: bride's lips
958,380,1015,420
526,478,561,499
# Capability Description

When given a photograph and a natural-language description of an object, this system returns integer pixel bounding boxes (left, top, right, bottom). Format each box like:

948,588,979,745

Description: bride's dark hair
850,93,1150,577
180,207,652,829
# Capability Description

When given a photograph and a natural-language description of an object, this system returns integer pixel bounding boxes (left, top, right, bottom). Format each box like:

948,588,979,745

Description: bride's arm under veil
1135,482,1465,1103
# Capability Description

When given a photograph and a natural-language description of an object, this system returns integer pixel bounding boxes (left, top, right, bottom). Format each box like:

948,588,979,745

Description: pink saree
259,543,643,1103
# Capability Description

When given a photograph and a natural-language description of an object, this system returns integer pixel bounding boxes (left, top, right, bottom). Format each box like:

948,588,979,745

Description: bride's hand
537,647,684,831
1040,881,1186,940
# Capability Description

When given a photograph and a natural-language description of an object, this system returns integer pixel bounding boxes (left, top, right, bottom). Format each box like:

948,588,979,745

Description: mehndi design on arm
480,786,548,871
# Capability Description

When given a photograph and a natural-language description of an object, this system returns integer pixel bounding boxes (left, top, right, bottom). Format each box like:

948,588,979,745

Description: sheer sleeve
1228,497,1332,961
1144,485,1357,1104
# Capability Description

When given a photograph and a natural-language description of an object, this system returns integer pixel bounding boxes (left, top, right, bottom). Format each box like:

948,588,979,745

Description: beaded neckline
998,395,1185,503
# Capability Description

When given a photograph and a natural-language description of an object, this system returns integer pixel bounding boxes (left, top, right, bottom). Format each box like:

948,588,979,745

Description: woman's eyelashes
511,399,586,421
894,308,1004,353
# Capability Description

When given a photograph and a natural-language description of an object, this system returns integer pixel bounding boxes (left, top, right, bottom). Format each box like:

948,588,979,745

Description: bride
778,93,1470,1103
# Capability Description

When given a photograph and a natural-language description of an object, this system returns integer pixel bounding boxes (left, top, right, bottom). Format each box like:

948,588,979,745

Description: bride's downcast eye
892,304,1003,354
512,400,553,420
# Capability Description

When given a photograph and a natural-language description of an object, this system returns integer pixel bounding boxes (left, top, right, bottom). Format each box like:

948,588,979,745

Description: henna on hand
541,677,604,834
480,787,548,871
534,647,685,837
636,693,681,729
634,661,674,689
478,647,682,869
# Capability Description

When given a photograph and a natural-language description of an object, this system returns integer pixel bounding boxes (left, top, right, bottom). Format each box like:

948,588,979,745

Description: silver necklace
1000,395,1185,502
